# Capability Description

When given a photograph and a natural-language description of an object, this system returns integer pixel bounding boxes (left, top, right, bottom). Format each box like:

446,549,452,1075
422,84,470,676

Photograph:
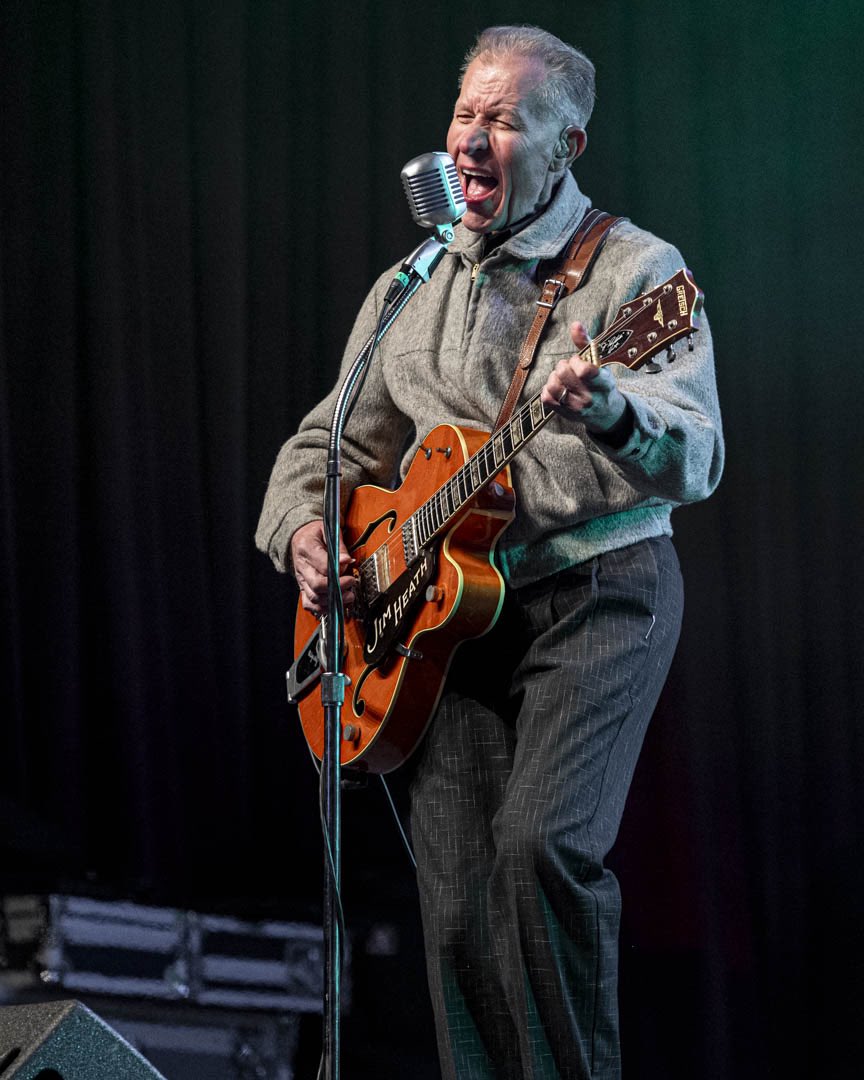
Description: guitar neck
401,390,555,561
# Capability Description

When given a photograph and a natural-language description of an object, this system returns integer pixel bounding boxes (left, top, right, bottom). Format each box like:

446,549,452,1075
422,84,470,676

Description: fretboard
399,391,556,564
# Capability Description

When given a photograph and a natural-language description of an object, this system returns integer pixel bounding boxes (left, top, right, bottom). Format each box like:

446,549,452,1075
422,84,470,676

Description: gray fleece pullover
255,173,724,588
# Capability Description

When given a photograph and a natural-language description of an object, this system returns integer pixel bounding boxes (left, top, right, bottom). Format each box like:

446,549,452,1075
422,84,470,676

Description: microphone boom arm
316,227,452,1080
383,224,455,304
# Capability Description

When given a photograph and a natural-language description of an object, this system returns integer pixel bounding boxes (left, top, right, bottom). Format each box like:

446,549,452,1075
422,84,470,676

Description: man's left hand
540,320,628,436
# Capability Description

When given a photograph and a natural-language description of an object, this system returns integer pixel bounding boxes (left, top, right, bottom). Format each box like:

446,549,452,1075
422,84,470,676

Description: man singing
257,25,723,1079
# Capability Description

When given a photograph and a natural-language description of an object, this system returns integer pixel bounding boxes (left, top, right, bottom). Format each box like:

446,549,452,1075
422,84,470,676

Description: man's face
446,54,575,234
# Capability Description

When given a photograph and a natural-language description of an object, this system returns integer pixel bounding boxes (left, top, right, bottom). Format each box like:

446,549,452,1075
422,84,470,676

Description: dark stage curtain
2,2,863,1077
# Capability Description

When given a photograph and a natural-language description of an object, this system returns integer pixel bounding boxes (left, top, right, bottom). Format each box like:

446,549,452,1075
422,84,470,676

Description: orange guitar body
294,423,515,775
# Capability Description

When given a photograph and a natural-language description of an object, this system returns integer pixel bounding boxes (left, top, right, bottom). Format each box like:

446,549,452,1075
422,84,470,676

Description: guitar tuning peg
666,345,676,363
644,362,662,374
687,334,694,352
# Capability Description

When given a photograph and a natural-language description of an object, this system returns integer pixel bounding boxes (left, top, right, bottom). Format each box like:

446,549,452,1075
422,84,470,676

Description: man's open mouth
461,168,498,202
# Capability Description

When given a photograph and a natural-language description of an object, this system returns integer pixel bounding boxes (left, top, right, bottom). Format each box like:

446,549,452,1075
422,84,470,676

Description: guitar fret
455,468,468,506
500,425,514,458
529,398,544,428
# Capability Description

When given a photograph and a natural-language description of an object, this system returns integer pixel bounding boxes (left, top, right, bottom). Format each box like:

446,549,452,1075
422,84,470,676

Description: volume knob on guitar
425,585,445,604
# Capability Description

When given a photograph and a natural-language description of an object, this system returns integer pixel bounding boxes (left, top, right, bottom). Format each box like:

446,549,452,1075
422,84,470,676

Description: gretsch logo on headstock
653,300,665,327
598,329,632,359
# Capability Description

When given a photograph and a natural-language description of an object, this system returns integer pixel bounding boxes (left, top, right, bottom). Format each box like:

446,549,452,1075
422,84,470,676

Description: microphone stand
318,225,454,1080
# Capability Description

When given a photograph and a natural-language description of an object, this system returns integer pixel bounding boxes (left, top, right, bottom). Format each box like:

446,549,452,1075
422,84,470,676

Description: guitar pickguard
361,546,437,666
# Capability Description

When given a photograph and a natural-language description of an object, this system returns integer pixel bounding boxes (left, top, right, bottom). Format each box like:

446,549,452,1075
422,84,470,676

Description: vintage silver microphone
400,150,466,232
384,152,466,301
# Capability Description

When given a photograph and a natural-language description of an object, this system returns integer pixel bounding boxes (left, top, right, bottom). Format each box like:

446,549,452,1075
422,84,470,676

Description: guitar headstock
593,268,703,371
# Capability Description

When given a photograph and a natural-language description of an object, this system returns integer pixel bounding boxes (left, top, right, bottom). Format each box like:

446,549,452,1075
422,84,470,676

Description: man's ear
552,125,587,170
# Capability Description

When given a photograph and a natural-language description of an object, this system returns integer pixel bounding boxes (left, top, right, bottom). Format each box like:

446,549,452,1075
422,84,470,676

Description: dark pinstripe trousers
410,537,684,1079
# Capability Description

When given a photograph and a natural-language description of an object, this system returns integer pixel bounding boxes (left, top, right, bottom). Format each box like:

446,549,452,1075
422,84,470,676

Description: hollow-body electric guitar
288,269,703,774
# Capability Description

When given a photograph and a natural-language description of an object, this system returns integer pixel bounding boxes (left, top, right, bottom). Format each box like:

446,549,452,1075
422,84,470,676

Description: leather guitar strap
493,209,623,431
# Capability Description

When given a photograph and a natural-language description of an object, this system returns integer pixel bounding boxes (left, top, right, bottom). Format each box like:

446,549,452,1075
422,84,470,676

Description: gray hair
460,25,596,129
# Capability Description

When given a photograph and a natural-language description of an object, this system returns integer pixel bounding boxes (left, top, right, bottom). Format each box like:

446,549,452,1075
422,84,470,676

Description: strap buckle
536,277,565,309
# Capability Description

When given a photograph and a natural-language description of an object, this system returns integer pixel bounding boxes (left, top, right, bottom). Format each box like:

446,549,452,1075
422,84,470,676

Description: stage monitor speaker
0,1000,166,1079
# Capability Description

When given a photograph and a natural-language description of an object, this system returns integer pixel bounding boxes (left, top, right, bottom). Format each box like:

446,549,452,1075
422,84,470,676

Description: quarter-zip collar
448,172,593,265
